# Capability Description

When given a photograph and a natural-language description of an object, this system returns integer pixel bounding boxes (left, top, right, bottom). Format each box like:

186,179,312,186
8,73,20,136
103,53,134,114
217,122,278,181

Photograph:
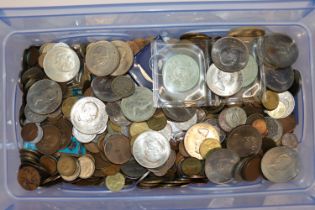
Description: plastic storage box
1,1,315,209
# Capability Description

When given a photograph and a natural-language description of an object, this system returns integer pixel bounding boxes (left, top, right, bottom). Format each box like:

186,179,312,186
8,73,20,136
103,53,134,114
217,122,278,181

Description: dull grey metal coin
211,37,249,73
111,40,134,76
265,66,294,93
265,117,283,143
121,157,147,179
281,133,299,149
261,146,300,183
206,64,243,97
91,76,121,102
111,75,135,98
162,107,196,122
86,41,120,76
26,79,62,115
121,87,156,122
205,148,240,184
262,33,298,68
266,91,295,119
110,114,131,127
240,55,258,87
132,131,171,168
224,107,247,129
105,101,122,117
43,46,80,82
24,105,47,123
171,113,197,131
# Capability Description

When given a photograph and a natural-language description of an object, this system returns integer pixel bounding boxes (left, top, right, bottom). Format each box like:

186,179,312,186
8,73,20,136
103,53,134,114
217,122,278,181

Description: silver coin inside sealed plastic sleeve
132,131,171,168
43,46,80,82
121,87,156,122
240,55,258,87
266,91,295,119
26,79,62,115
261,146,300,183
70,97,108,135
206,64,243,97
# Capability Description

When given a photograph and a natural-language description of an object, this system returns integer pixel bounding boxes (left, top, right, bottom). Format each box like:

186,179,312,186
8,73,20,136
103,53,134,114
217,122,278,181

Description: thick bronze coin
104,134,131,164
36,125,61,155
39,155,58,175
18,166,41,191
241,156,262,181
21,123,38,142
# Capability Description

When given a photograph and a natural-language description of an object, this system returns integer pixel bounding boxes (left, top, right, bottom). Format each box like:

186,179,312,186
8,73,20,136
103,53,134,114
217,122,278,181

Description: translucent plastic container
1,1,315,209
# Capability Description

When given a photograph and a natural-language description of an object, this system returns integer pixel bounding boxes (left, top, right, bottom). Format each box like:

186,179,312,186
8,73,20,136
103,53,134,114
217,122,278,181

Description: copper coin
36,125,61,155
246,113,265,125
242,102,264,116
57,155,77,176
241,156,262,181
127,41,141,55
178,141,190,157
84,142,100,153
55,118,72,149
262,90,279,110
147,110,167,131
39,155,57,175
227,125,262,157
181,157,203,177
83,87,94,97
251,119,268,136
278,115,296,133
104,134,131,164
21,123,38,142
100,163,121,176
261,137,277,153
17,166,41,191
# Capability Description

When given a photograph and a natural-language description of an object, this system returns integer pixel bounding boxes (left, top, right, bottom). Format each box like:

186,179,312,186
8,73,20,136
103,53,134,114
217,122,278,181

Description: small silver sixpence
43,46,80,82
266,91,295,119
206,64,243,97
132,131,171,168
70,97,108,135
240,55,258,87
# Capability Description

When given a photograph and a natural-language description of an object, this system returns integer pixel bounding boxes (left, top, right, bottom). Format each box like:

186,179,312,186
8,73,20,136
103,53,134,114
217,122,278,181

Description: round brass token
199,138,222,159
21,123,38,142
36,125,61,155
17,166,41,191
105,172,125,192
129,122,151,137
147,110,167,131
57,155,77,176
61,96,78,119
39,155,57,175
181,157,203,177
262,90,279,110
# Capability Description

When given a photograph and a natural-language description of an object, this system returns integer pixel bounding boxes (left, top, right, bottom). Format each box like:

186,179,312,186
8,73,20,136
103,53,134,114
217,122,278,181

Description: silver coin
163,54,200,93
224,107,247,129
157,123,173,141
171,113,197,131
43,46,80,82
70,97,108,135
265,117,283,143
91,77,121,102
85,41,120,76
281,133,299,149
121,87,156,122
24,105,47,123
206,64,243,97
132,131,171,168
266,91,295,119
110,114,131,127
205,148,240,184
261,146,300,183
26,79,62,115
162,107,196,122
111,40,134,76
211,37,249,72
240,55,258,87
72,127,96,143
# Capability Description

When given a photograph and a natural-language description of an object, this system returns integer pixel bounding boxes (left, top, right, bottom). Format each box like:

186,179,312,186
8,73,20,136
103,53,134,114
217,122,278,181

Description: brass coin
147,110,167,131
181,157,203,177
21,123,38,142
39,155,57,175
61,96,78,119
17,166,41,191
251,118,268,136
36,124,61,155
104,134,131,164
57,155,77,176
129,122,151,137
111,76,135,98
228,26,266,37
105,172,125,192
199,138,222,159
262,90,279,110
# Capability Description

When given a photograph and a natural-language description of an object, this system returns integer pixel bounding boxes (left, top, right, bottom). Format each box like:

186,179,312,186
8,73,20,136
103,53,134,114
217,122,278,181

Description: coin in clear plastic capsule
265,66,294,93
211,37,249,73
70,97,108,135
261,146,300,183
43,45,80,82
206,64,243,97
240,55,258,87
266,91,295,119
132,131,171,168
162,107,196,122
261,33,298,68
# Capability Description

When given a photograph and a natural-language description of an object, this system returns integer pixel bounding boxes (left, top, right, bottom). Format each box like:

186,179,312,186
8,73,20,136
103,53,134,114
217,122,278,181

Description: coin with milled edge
262,33,298,68
105,172,125,192
261,146,300,183
111,76,135,98
133,131,171,168
240,55,258,87
205,148,240,184
104,134,131,164
262,90,279,110
265,66,294,93
227,125,262,157
162,107,196,122
86,41,120,76
211,37,249,72
265,117,283,143
121,87,156,122
266,91,295,119
111,40,134,76
91,76,121,102
70,97,108,135
43,46,80,82
281,133,299,149
206,64,243,97
27,79,62,115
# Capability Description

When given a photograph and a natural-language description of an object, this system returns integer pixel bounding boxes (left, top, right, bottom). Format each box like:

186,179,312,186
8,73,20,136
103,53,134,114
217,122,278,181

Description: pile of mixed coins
17,27,301,192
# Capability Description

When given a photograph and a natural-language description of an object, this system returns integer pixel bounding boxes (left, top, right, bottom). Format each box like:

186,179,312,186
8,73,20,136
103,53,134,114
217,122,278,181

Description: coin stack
18,27,301,192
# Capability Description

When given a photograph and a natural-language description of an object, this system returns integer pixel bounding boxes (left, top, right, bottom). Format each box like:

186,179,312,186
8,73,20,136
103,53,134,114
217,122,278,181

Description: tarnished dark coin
21,123,39,142
278,115,296,133
181,157,203,177
91,76,121,102
21,67,45,86
211,37,249,73
55,118,72,149
289,69,302,96
36,125,61,155
147,110,168,131
241,155,262,181
162,107,196,122
105,101,122,117
227,125,262,157
261,33,298,68
111,76,135,98
39,155,58,175
18,166,41,191
104,134,131,164
265,66,294,93
121,157,147,179
265,117,283,143
25,46,40,67
261,137,277,153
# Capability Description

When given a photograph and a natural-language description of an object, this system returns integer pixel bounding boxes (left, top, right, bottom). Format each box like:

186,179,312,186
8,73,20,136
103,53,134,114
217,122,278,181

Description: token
199,138,221,159
111,76,135,98
281,133,299,149
265,66,294,93
266,91,295,119
265,117,283,143
78,155,95,179
36,125,61,155
104,134,131,164
147,110,167,131
105,173,125,192
262,90,279,110
162,107,196,122
240,55,258,87
91,76,121,102
111,40,134,76
17,166,41,191
211,37,249,72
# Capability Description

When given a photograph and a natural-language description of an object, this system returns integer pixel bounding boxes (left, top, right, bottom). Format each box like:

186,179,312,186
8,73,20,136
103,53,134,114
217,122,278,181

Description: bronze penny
84,142,100,154
251,119,268,136
246,113,265,125
36,124,61,155
181,157,203,177
178,141,190,157
104,134,131,164
262,90,279,110
39,155,57,175
147,110,167,131
21,123,38,142
241,156,262,181
17,166,41,191
55,118,72,149
278,115,296,133
57,155,77,176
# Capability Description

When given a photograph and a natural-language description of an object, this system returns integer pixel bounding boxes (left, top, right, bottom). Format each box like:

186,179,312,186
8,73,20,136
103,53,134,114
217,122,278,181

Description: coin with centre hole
111,40,134,76
111,76,135,98
266,91,295,119
104,134,131,165
262,90,279,110
265,66,294,93
162,107,196,122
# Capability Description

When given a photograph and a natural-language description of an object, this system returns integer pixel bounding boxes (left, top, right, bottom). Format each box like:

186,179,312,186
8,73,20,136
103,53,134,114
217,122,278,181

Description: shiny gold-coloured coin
129,122,151,137
181,157,203,177
61,96,78,119
228,26,266,37
199,138,221,159
147,110,167,131
262,90,279,110
105,172,125,192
